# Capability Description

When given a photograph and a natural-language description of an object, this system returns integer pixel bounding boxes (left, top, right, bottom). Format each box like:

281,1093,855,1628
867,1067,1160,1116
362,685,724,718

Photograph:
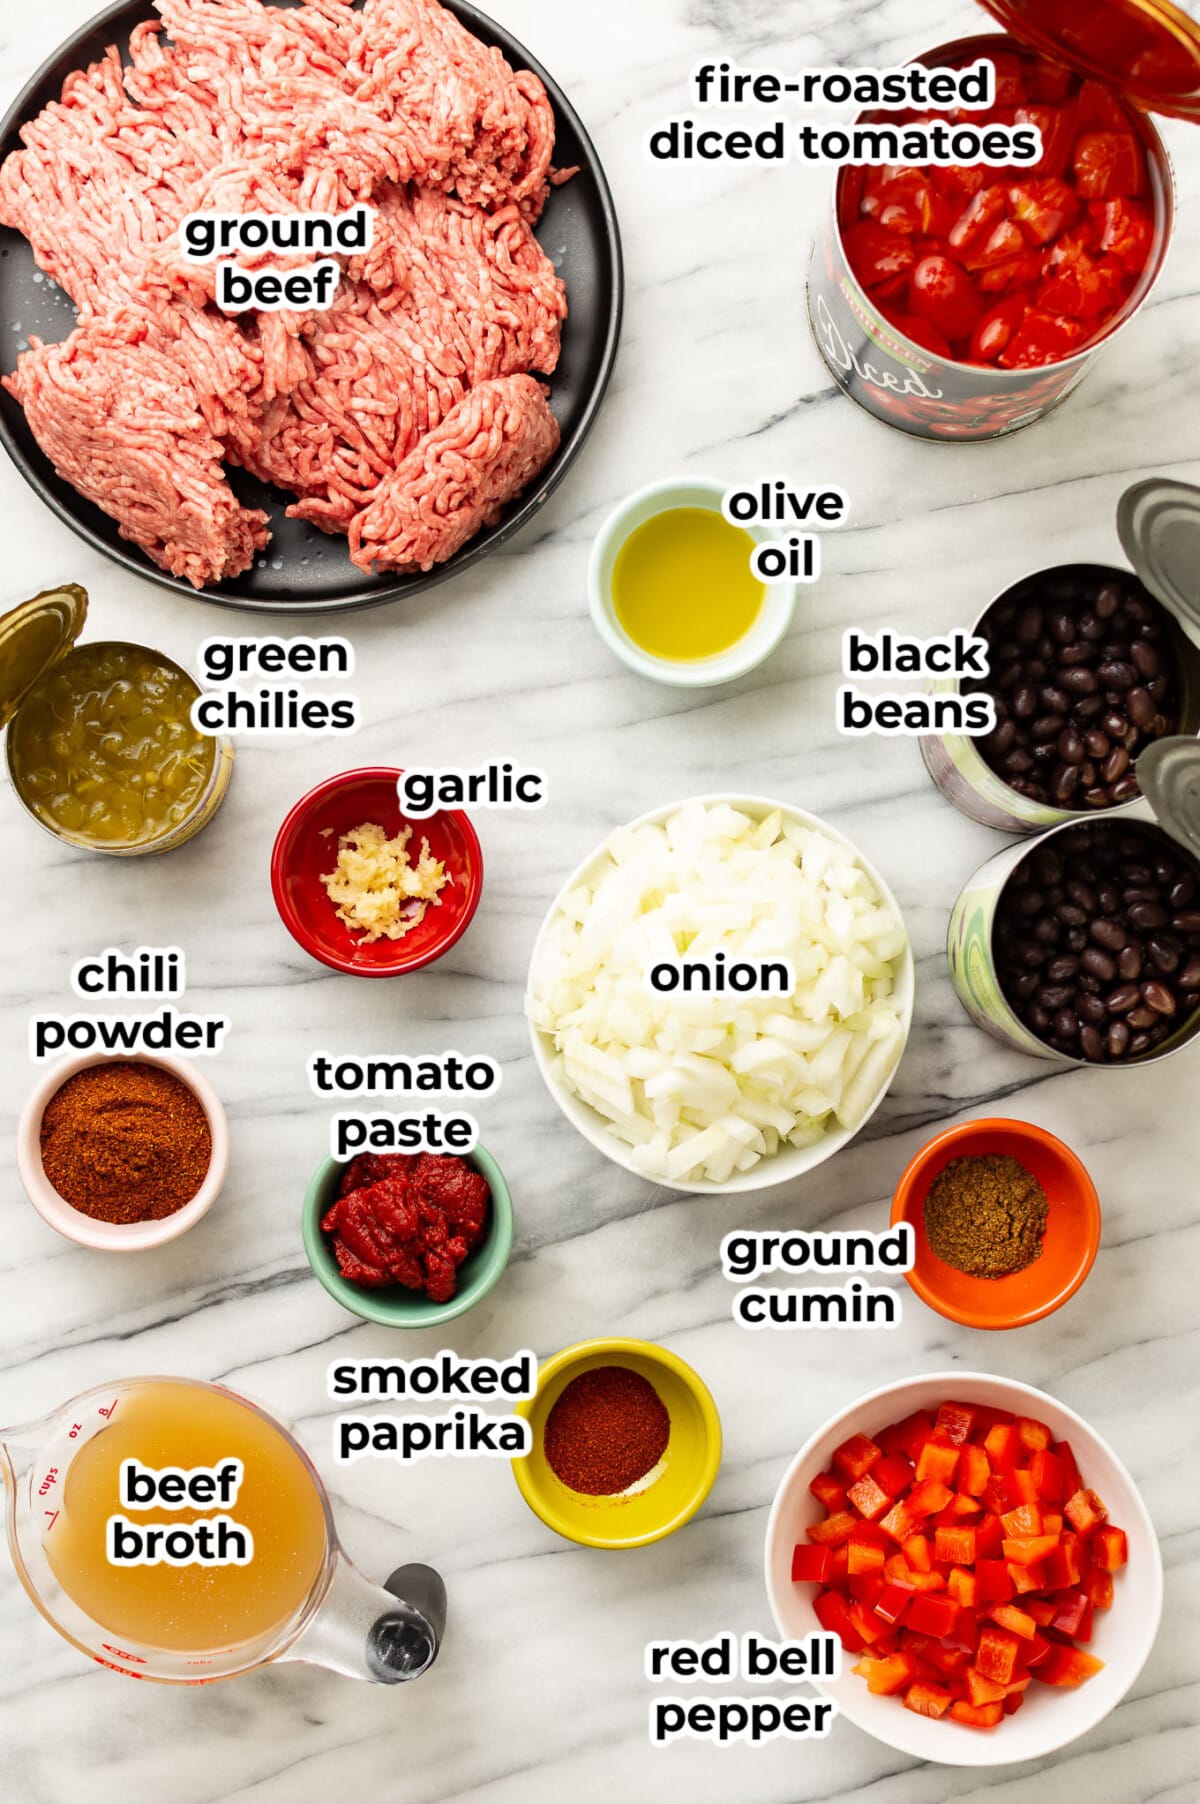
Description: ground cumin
39,1061,212,1224
923,1153,1048,1279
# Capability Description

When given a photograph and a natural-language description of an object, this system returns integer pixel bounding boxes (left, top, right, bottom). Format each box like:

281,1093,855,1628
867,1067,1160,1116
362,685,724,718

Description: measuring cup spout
285,1551,446,1684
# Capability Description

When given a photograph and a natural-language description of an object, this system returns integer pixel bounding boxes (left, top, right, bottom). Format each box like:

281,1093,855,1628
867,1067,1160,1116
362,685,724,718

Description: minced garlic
320,821,449,943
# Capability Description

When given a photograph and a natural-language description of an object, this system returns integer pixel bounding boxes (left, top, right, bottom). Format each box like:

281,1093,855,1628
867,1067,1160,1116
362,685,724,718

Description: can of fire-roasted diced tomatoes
921,477,1200,830
808,3,1200,442
947,736,1200,1065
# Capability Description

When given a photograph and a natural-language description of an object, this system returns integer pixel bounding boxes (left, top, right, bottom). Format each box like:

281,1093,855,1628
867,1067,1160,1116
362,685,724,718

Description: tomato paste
842,56,1156,369
322,1152,490,1303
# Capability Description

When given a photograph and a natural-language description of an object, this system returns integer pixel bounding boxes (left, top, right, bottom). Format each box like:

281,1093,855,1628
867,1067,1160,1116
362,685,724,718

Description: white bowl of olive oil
588,477,796,687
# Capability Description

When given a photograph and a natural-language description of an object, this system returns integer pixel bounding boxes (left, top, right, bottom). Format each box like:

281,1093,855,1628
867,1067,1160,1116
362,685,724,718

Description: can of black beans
948,738,1200,1066
922,479,1200,831
807,28,1180,443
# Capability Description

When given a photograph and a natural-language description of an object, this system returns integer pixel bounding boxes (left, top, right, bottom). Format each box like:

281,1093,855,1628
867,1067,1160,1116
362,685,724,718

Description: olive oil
612,507,764,662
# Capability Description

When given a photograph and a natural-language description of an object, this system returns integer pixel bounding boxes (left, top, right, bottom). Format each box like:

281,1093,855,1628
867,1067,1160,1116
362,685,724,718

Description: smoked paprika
39,1060,212,1223
543,1365,670,1497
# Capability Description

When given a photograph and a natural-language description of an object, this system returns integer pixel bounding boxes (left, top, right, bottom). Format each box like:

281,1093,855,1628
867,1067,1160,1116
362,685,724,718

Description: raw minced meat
0,0,570,588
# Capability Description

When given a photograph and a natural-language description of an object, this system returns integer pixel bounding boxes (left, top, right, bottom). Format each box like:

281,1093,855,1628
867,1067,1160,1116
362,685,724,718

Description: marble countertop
1,0,1198,1799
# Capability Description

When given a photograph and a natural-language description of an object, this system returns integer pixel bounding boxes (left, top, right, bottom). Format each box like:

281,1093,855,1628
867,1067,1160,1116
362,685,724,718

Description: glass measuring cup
1,1376,446,1684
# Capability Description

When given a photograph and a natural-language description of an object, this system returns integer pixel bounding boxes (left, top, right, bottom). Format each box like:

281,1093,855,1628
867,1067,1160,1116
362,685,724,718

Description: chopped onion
527,802,908,1185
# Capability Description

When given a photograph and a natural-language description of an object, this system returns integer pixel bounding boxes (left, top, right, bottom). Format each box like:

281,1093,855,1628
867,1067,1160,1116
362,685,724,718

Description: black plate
0,0,622,614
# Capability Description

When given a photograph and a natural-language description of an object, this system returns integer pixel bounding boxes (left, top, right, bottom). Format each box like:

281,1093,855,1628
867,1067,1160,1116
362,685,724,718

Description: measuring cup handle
367,1563,447,1683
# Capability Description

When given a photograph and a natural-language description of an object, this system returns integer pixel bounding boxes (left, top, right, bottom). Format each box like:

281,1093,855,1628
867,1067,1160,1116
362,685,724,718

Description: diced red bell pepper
903,1680,952,1719
872,1454,915,1498
814,1588,865,1652
853,1651,916,1695
833,1433,884,1483
975,1559,1014,1604
965,1666,1007,1706
1092,1525,1128,1570
907,1479,954,1519
975,1627,1021,1686
1042,1538,1082,1591
879,1499,919,1544
873,1581,915,1626
1064,1489,1108,1536
1095,197,1153,273
827,1544,849,1590
1025,1599,1057,1627
989,1603,1036,1639
934,1526,977,1567
902,1533,933,1572
982,1473,1016,1516
1000,1503,1043,1539
809,1470,846,1512
949,1700,1003,1728
1007,1560,1047,1596
1042,1512,1063,1539
1083,1567,1115,1610
947,1566,978,1609
956,1444,991,1496
1074,131,1145,201
1056,1442,1082,1502
1003,1534,1061,1567
915,1437,961,1486
975,1514,1004,1559
1050,1590,1092,1638
844,222,916,290
951,1492,983,1519
1035,1644,1105,1688
1002,1690,1025,1716
809,1510,858,1547
1024,1632,1053,1668
934,1401,976,1446
847,1533,887,1576
790,1543,831,1584
984,1422,1017,1465
999,308,1085,368
879,1411,934,1461
1029,1447,1064,1503
848,1599,890,1645
847,1473,893,1521
849,1570,887,1605
1015,1416,1052,1454
906,1594,960,1638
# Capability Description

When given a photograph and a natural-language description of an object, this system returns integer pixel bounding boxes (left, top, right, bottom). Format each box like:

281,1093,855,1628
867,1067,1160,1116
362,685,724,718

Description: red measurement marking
101,1644,147,1664
42,1509,59,1529
68,1423,82,1439
98,1400,119,1420
37,1467,59,1497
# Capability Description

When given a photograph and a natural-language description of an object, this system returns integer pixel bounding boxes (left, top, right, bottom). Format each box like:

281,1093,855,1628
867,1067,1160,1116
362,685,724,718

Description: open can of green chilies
948,734,1200,1064
922,476,1200,831
807,0,1200,441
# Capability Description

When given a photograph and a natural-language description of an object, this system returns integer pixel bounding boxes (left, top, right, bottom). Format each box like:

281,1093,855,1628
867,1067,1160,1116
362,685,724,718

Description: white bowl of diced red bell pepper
764,1372,1161,1765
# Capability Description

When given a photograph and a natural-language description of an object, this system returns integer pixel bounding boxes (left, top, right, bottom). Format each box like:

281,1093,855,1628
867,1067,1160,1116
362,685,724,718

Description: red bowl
270,768,483,977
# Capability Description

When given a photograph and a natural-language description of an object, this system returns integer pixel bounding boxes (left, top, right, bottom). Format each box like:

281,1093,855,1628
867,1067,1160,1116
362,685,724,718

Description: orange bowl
891,1118,1100,1331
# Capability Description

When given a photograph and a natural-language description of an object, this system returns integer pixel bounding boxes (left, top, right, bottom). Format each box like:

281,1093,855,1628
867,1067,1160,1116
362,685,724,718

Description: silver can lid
1117,479,1200,643
1137,737,1200,865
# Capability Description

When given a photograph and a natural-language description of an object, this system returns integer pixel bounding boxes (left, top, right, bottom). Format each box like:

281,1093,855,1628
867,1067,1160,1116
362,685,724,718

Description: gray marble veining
0,0,1197,1798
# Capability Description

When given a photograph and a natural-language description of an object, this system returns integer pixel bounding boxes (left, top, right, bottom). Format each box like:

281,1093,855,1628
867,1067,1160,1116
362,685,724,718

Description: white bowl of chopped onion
525,797,914,1193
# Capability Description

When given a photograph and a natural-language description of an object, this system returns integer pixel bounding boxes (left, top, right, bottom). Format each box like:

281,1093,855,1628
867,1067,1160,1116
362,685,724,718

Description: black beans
967,568,1179,813
994,823,1200,1063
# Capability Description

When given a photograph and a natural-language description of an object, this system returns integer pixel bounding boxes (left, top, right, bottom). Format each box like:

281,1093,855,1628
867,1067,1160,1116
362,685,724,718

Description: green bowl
301,1146,514,1327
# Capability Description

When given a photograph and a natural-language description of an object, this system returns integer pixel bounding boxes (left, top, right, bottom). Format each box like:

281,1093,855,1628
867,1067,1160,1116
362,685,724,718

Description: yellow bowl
513,1338,722,1549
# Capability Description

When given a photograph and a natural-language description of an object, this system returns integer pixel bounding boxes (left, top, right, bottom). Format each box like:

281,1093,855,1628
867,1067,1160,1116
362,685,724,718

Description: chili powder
543,1365,670,1497
923,1153,1049,1279
39,1061,212,1224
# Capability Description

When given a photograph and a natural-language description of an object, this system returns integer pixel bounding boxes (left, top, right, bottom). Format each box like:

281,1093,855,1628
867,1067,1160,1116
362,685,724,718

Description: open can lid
1117,476,1200,642
0,584,88,731
977,0,1200,121
1138,735,1200,862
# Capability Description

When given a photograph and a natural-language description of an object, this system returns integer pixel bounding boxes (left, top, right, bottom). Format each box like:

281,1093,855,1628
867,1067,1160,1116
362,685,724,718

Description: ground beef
4,321,270,587
348,374,559,573
0,0,570,588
